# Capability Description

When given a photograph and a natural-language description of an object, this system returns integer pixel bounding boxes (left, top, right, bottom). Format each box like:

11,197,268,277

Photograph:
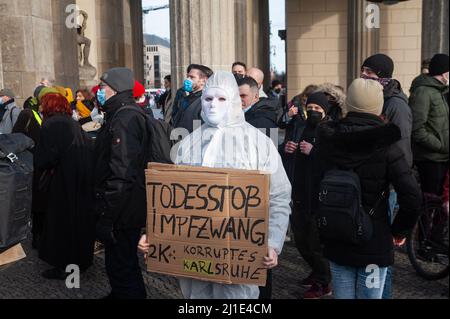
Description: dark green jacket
409,75,449,162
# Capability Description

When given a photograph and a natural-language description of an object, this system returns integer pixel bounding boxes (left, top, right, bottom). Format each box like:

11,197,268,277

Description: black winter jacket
383,80,413,168
245,98,278,136
172,91,203,133
316,112,422,267
93,91,150,230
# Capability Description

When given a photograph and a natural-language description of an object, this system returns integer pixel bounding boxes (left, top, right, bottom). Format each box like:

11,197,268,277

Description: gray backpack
0,134,34,249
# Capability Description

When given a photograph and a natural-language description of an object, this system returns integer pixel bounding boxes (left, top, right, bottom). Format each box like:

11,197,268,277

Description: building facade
0,0,144,105
144,44,171,89
0,0,447,106
286,0,436,98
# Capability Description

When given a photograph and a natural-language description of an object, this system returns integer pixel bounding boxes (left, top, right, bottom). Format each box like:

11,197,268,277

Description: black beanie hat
429,54,449,76
100,67,135,93
362,54,394,78
306,92,330,114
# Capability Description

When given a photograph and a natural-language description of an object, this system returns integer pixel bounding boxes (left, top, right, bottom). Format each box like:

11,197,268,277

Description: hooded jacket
315,83,346,121
175,72,291,299
382,80,413,167
316,112,422,267
409,74,449,163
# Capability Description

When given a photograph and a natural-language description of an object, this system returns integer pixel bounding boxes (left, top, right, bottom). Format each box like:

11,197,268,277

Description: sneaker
300,273,316,288
303,283,332,299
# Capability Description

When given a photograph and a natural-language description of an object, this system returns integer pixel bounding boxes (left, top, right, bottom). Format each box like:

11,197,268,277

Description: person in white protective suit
138,71,291,299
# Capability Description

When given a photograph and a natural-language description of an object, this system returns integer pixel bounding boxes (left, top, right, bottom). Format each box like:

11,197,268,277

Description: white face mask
444,73,450,86
202,88,232,127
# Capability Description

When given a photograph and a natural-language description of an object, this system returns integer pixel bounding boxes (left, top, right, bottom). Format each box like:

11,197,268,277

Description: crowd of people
0,52,448,300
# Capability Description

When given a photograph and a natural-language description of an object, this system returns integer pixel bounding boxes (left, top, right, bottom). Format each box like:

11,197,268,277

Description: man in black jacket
361,54,413,168
361,54,413,299
238,77,278,137
94,68,149,299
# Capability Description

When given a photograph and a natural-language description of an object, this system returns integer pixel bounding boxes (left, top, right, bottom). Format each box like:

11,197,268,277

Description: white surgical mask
201,88,232,128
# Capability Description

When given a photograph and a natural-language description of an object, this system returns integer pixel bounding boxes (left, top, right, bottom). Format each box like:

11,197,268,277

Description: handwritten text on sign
145,164,270,286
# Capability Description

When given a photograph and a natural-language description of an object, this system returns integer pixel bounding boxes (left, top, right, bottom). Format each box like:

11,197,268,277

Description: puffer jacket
409,74,449,163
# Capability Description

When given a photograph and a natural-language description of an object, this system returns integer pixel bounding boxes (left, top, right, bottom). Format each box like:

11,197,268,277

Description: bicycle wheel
407,203,449,281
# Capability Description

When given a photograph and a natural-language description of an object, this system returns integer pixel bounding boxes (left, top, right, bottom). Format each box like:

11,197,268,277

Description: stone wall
53,0,80,90
287,0,348,99
95,0,134,78
379,0,423,93
0,0,55,106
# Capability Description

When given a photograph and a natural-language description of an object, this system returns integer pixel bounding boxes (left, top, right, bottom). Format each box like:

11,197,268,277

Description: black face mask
234,73,245,81
307,110,324,126
274,88,282,94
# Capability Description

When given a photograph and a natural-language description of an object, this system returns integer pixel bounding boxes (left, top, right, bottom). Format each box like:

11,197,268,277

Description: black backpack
111,105,174,164
0,134,34,249
316,169,386,246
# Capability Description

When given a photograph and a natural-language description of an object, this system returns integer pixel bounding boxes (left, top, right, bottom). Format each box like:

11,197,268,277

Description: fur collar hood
317,112,401,168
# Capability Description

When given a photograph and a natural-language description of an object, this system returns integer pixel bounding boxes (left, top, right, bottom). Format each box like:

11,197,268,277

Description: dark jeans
291,204,331,286
105,228,146,299
416,161,449,196
31,210,45,248
259,269,273,300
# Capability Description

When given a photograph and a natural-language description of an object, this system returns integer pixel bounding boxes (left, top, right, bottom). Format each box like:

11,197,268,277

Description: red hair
41,93,72,119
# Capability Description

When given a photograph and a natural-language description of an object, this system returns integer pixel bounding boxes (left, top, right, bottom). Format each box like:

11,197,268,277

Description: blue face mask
97,89,107,106
0,97,4,106
183,79,194,93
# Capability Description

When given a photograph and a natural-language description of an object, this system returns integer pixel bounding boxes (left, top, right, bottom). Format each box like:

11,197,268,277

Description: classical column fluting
347,0,380,86
0,0,56,104
170,0,237,88
422,0,449,60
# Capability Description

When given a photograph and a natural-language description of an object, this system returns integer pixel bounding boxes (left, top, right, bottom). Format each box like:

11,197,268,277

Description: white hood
175,72,291,301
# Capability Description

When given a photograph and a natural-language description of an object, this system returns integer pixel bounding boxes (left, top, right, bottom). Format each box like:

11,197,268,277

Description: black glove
96,215,117,245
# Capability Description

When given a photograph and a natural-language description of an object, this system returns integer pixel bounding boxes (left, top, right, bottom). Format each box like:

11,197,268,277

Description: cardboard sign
146,163,270,286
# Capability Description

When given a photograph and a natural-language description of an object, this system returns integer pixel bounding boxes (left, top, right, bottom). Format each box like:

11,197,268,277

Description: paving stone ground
0,239,448,299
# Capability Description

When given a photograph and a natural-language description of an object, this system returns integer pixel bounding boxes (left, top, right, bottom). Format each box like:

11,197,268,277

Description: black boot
41,268,68,280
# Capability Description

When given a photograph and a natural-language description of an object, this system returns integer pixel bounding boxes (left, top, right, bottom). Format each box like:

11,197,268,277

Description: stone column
95,0,134,78
52,0,80,91
170,0,236,89
0,0,55,105
0,41,3,89
422,0,449,60
130,0,144,83
235,0,271,86
257,0,271,89
347,0,380,86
